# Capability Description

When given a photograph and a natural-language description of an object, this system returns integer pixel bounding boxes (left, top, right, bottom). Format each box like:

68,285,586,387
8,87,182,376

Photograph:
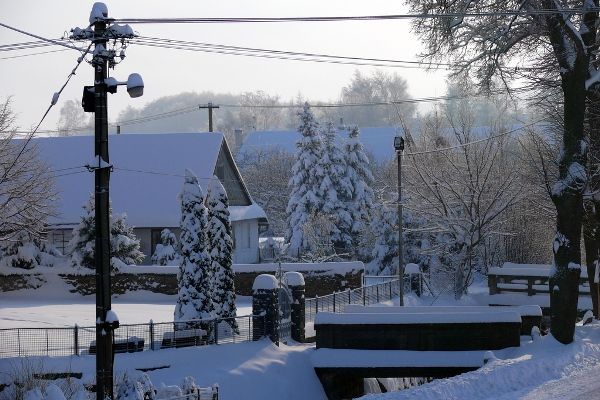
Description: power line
0,49,70,60
133,36,454,69
404,118,547,156
0,43,93,185
0,23,85,52
113,8,600,24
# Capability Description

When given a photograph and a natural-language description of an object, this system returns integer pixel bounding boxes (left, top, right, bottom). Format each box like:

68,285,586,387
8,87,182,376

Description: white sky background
1,0,448,132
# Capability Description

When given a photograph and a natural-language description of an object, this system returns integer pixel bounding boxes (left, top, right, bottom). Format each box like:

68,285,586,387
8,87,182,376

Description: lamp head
394,135,405,151
126,73,144,98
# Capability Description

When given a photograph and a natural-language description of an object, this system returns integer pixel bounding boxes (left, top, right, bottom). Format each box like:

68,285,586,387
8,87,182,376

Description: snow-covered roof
238,127,400,163
30,132,265,227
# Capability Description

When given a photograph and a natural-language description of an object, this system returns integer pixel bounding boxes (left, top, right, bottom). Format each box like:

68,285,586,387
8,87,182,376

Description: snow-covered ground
0,339,326,400
0,274,252,328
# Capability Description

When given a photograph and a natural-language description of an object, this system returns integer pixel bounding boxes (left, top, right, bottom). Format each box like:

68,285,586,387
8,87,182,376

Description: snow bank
312,349,486,368
361,322,600,400
314,311,522,325
491,263,589,278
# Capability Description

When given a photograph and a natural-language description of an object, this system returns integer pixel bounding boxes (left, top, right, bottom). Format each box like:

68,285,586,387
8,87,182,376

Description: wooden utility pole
200,102,220,132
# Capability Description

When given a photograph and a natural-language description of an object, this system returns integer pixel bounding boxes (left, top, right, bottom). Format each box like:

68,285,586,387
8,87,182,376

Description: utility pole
394,135,405,306
72,4,142,398
199,102,220,132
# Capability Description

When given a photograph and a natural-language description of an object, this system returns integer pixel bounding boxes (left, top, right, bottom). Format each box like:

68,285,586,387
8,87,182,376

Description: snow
314,311,522,325
488,293,593,310
361,322,600,400
311,349,486,368
28,133,264,228
342,305,542,317
229,203,267,222
89,2,108,24
0,340,326,400
404,263,420,274
252,274,278,291
490,263,589,279
233,261,363,274
283,271,305,287
106,309,119,324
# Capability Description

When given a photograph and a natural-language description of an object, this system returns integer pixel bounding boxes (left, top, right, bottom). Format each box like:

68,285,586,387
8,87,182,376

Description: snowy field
0,274,252,328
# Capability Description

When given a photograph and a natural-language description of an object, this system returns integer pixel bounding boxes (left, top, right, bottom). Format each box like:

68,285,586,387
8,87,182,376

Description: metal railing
0,315,264,359
305,278,407,327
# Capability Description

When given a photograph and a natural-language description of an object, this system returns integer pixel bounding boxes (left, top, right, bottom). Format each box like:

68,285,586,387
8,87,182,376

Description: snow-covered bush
68,194,144,270
207,177,238,332
151,228,179,266
174,170,214,330
0,232,60,270
115,371,155,400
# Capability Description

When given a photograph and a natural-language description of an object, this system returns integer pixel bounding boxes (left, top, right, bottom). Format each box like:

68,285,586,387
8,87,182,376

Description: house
33,132,267,264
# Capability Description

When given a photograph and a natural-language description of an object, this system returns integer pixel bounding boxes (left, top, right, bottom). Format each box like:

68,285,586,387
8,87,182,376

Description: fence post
284,272,305,343
149,320,154,350
252,274,279,343
74,324,79,356
389,282,392,300
316,295,319,314
376,285,380,303
214,319,219,345
17,329,21,357
348,289,351,304
362,287,366,306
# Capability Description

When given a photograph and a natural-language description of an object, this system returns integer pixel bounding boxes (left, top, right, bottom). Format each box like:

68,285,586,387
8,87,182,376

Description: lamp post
394,135,405,306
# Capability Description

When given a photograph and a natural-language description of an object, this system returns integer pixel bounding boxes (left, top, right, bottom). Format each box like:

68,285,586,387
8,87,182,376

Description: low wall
0,262,363,297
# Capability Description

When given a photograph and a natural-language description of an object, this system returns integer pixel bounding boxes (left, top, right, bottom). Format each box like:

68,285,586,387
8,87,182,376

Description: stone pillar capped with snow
284,271,305,343
252,274,279,343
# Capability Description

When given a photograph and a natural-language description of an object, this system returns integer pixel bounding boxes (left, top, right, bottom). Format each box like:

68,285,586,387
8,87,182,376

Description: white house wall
232,219,259,264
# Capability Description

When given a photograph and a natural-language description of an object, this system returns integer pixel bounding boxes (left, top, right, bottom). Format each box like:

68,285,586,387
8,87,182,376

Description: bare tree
405,0,599,343
0,97,55,241
56,99,92,136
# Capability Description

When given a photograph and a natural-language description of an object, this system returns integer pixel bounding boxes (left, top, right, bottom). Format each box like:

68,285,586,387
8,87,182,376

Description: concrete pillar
252,274,279,343
284,271,305,343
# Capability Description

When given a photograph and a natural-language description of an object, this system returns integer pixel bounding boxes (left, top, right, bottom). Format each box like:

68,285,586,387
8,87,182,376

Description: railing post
348,289,351,304
362,287,366,306
527,278,534,296
252,274,279,343
284,271,306,343
74,324,79,356
333,292,336,313
214,319,219,345
316,295,319,314
149,320,154,350
18,329,21,357
376,285,380,303
389,281,392,300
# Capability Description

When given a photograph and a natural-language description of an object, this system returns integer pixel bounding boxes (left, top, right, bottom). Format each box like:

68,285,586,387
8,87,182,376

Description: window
150,228,163,257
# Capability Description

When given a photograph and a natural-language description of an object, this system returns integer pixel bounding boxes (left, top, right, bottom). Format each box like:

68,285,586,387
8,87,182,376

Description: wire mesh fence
0,315,264,359
304,278,409,327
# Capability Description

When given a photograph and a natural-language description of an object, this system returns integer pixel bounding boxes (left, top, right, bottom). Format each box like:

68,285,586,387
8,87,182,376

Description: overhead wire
0,23,85,52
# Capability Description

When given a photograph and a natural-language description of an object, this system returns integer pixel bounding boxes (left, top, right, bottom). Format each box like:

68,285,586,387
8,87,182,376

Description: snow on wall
311,348,486,368
342,305,542,317
252,274,278,290
491,262,589,278
233,261,363,274
314,311,522,325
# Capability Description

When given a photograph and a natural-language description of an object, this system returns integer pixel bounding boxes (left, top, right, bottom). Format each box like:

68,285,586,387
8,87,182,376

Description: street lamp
394,135,405,306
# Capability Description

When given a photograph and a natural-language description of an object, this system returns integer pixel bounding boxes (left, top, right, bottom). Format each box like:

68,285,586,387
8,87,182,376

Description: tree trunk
584,91,600,317
549,69,587,344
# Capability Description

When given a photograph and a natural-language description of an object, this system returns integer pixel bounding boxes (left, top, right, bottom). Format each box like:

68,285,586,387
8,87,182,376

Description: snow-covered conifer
68,195,96,269
318,122,352,248
68,194,144,270
151,229,180,266
174,170,214,328
369,205,398,275
110,213,145,270
344,125,375,250
0,232,41,269
286,103,323,256
207,176,238,332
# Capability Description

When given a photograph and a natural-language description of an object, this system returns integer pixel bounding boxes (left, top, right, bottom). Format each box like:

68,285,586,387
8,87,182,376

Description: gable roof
30,132,265,228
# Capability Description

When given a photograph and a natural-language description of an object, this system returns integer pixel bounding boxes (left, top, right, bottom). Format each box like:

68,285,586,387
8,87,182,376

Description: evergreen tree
344,125,375,250
369,205,399,275
207,176,238,332
68,194,144,270
0,232,41,269
151,228,180,266
318,122,352,248
110,213,145,269
174,169,214,329
286,103,323,256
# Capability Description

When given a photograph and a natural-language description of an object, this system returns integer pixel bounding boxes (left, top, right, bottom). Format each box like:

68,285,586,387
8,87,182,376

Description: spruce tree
369,205,399,275
344,125,375,251
174,169,214,329
68,194,144,270
286,102,323,256
207,176,238,332
319,121,352,248
151,228,180,266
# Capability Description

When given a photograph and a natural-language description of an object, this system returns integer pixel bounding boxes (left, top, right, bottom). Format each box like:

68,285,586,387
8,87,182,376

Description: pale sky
1,0,448,132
